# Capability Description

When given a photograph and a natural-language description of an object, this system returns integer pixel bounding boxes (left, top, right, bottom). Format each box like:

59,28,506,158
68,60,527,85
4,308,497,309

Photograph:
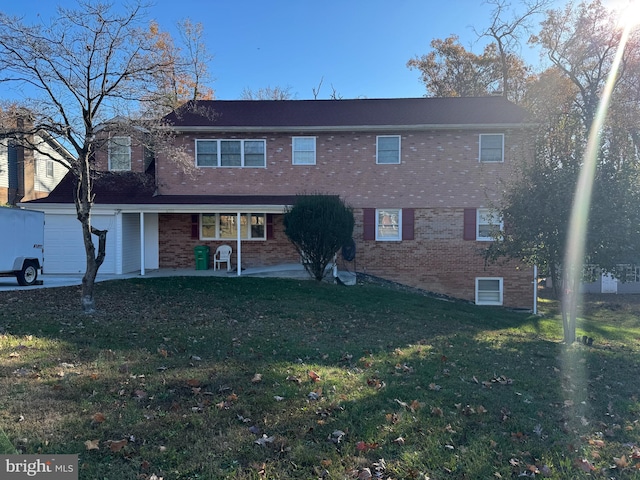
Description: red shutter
191,214,199,239
363,208,375,240
266,213,274,239
402,208,414,240
463,208,476,240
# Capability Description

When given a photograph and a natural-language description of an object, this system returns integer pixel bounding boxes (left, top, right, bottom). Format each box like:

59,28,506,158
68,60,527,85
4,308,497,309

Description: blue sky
2,0,563,101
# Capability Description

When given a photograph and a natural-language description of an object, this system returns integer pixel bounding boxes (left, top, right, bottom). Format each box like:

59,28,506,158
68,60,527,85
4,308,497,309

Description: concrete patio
0,263,313,292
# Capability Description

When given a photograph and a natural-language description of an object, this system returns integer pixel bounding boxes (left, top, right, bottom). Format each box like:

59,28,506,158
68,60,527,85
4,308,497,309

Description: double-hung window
196,139,266,167
475,277,503,305
376,135,401,164
46,160,54,178
108,136,131,171
476,208,502,241
376,208,402,241
479,134,504,163
292,137,316,165
200,213,266,240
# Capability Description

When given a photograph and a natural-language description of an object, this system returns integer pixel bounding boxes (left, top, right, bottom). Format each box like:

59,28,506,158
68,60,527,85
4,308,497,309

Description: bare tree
479,0,553,101
0,1,213,312
240,85,294,100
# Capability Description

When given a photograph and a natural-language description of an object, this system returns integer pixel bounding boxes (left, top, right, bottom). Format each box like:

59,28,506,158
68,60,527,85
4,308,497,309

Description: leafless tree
240,85,294,100
0,1,213,312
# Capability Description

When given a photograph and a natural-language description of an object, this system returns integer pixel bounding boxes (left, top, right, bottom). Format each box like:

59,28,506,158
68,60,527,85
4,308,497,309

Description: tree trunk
74,157,107,313
561,268,578,344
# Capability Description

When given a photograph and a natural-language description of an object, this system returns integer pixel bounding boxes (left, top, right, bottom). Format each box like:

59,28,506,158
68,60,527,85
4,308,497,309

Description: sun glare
606,0,640,29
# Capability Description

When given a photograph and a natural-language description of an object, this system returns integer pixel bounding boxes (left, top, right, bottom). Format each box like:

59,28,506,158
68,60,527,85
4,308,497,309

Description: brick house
1,115,69,205
26,97,536,309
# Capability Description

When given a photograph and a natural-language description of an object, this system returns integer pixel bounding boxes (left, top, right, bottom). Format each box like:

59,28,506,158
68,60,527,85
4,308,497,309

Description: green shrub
283,194,354,281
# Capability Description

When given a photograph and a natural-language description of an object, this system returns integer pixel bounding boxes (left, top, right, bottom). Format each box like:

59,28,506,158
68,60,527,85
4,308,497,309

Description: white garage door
44,214,117,274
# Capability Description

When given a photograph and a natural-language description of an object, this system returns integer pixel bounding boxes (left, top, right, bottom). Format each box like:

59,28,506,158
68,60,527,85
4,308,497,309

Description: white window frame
292,136,316,165
376,135,401,165
475,277,503,305
200,213,266,240
195,139,266,168
46,160,54,178
476,208,503,241
108,136,132,171
479,134,504,163
375,208,402,241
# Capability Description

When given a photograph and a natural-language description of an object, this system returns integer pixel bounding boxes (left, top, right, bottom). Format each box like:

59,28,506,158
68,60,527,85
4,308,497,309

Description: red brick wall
93,135,150,173
158,213,299,270
158,208,534,309
155,129,530,210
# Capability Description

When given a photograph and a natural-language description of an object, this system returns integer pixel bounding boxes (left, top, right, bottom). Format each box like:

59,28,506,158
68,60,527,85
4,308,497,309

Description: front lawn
1,277,640,479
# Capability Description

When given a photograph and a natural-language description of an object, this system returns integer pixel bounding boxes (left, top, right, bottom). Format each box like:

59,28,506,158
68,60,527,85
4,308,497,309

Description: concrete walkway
0,263,311,292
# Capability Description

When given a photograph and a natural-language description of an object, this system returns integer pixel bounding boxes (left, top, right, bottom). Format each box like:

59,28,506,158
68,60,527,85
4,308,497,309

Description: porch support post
140,212,146,276
236,212,241,276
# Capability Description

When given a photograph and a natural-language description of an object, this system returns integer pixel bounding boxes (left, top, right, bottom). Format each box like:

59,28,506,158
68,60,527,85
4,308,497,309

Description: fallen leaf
429,383,441,391
133,389,147,400
84,439,99,450
393,436,405,445
356,441,378,452
614,455,629,468
286,375,301,384
308,370,321,382
254,434,275,446
575,458,595,472
251,373,262,383
108,438,128,453
92,412,106,424
157,348,168,358
186,379,201,387
431,406,444,417
274,395,285,401
358,467,372,479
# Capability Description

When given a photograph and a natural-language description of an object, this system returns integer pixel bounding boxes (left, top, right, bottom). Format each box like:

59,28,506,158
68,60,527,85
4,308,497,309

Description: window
292,137,316,165
200,213,266,240
479,134,504,163
376,135,401,164
46,160,54,178
376,208,402,241
476,208,502,241
196,139,266,167
476,277,503,305
108,136,131,171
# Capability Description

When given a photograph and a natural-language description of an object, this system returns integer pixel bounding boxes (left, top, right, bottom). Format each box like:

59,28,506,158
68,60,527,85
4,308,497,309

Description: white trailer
0,207,44,286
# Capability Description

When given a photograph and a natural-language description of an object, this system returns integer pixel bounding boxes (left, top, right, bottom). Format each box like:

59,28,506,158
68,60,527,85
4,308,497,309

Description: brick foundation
158,208,534,309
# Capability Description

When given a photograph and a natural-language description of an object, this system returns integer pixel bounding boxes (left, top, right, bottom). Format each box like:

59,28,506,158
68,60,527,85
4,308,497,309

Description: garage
43,213,117,274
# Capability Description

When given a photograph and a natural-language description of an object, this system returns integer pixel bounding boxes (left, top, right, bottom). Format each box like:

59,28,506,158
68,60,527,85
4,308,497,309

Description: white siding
33,135,68,195
0,140,8,189
42,213,117,274
121,213,141,273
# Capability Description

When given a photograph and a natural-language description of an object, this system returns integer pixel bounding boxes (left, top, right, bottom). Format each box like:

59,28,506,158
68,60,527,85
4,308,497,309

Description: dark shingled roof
164,96,529,128
26,171,297,206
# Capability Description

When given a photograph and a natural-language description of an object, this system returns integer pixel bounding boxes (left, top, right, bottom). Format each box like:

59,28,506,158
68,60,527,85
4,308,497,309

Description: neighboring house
25,97,537,309
0,128,70,205
581,265,640,294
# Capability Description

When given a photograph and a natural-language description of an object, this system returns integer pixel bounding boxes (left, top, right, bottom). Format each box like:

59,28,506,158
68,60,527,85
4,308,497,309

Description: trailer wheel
17,261,38,286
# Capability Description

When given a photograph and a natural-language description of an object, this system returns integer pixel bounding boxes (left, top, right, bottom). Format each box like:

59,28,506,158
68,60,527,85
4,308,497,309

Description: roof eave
168,123,534,133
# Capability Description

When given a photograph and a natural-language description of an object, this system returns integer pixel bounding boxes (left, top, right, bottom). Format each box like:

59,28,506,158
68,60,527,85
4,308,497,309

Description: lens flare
561,6,635,433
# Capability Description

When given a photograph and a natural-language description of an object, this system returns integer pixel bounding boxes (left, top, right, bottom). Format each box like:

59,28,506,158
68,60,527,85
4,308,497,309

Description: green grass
1,278,640,479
